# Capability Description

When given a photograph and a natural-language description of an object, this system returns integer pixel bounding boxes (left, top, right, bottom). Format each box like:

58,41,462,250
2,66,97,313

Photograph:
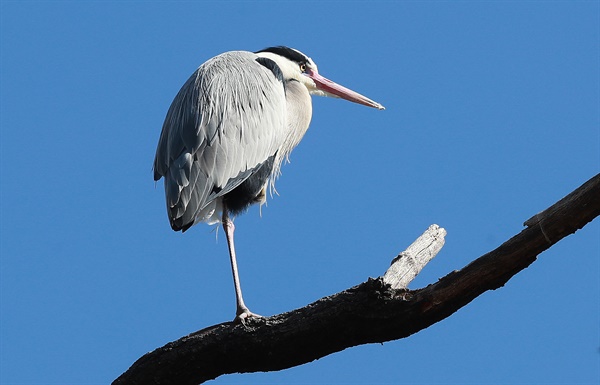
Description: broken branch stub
383,224,447,289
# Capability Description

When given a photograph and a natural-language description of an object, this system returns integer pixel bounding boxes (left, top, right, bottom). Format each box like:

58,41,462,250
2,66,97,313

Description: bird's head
255,46,385,110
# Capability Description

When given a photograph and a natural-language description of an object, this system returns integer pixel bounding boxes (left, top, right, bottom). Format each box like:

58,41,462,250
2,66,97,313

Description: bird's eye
299,63,307,73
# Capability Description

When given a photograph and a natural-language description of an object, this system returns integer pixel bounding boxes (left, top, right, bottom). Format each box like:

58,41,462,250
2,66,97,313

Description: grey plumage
154,51,288,230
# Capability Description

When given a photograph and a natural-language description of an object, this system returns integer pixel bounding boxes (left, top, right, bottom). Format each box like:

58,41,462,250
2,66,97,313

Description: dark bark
113,173,600,385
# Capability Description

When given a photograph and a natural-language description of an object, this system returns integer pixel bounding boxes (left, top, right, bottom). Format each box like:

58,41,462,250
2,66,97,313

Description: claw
234,308,262,323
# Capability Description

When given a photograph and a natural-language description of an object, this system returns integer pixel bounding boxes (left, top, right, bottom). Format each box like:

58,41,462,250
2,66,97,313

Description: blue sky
1,1,599,384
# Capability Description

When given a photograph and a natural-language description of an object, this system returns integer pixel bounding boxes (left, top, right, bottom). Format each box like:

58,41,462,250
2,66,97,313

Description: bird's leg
222,205,260,322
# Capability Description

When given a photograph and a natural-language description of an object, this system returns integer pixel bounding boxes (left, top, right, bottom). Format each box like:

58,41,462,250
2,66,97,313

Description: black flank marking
224,156,275,216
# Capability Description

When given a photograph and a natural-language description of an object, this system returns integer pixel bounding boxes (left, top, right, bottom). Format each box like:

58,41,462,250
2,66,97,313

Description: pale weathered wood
383,224,446,289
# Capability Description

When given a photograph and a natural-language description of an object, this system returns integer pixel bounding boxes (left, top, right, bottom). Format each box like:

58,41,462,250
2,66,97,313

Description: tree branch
114,173,600,385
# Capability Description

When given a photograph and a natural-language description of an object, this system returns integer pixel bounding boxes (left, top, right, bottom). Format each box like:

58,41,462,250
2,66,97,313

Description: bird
153,46,384,322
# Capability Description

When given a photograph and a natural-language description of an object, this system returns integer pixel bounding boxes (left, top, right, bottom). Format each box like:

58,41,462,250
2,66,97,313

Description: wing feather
153,51,287,231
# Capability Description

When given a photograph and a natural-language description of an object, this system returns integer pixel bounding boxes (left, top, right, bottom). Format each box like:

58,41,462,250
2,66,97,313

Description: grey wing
153,51,287,231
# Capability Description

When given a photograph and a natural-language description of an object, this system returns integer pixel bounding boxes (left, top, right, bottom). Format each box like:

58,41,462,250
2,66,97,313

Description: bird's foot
234,307,262,324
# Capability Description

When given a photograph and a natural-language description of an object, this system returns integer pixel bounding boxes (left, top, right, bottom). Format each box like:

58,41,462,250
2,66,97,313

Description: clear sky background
1,1,599,384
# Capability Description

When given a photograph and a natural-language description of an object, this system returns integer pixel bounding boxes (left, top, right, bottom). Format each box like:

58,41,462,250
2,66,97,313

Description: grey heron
153,46,384,321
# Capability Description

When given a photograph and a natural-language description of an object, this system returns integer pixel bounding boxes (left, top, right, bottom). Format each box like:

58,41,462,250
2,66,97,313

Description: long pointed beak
305,69,385,110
